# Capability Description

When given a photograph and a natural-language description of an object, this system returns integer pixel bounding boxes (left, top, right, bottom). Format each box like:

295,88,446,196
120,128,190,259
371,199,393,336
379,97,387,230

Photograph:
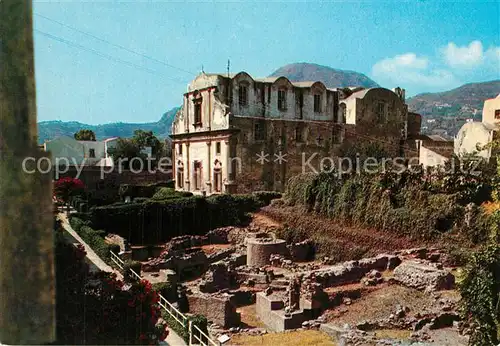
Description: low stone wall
256,292,305,332
187,293,241,328
301,254,401,288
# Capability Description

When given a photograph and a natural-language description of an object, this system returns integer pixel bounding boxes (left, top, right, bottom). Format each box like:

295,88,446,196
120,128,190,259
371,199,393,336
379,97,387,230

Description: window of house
89,149,95,158
295,127,303,142
254,121,265,141
314,94,321,113
278,89,287,111
239,85,248,106
215,142,221,155
495,109,500,119
193,161,202,190
194,99,202,125
178,144,183,155
177,167,184,188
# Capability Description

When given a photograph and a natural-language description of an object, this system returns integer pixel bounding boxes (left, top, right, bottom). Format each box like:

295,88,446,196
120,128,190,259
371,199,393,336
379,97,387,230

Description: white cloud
485,46,500,66
372,53,458,89
442,40,484,68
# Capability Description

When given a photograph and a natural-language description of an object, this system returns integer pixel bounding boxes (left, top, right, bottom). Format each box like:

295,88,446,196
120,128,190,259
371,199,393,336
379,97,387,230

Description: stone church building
170,71,415,194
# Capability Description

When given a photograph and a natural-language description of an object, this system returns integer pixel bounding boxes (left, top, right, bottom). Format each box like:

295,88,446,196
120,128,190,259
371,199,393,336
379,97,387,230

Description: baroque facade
170,72,412,194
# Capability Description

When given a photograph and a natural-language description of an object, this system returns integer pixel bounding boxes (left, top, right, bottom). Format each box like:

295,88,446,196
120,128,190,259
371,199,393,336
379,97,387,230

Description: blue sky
34,0,500,124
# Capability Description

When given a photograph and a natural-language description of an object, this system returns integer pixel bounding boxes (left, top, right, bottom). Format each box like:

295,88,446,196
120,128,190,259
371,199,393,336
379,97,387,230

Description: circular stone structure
246,237,287,267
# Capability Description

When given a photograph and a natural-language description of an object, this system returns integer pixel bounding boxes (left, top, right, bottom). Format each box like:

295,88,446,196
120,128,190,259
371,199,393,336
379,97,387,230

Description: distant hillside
269,62,380,88
37,107,179,143
407,80,500,119
407,80,500,138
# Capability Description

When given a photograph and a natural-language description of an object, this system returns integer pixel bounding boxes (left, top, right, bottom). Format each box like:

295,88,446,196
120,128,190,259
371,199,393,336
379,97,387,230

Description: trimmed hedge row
151,187,193,200
69,216,120,265
118,181,173,199
90,192,279,245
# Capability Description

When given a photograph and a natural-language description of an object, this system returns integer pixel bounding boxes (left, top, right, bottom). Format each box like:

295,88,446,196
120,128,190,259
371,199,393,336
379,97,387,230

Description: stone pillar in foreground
0,0,56,343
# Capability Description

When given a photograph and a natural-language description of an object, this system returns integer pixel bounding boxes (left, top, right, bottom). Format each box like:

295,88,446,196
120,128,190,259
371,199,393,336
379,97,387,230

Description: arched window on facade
213,159,222,193
176,160,184,189
338,103,347,124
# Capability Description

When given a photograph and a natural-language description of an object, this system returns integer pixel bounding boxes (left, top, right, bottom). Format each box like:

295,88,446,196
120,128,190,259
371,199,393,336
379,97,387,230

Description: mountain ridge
269,62,380,88
37,107,179,144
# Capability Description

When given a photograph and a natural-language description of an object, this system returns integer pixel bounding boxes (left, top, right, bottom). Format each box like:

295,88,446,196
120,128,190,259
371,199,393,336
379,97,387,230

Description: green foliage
252,191,282,205
161,312,208,344
55,226,166,344
118,182,173,199
122,260,142,282
151,187,193,200
74,129,96,141
284,169,492,242
152,281,176,301
69,217,118,266
107,138,145,170
459,239,500,346
90,194,264,244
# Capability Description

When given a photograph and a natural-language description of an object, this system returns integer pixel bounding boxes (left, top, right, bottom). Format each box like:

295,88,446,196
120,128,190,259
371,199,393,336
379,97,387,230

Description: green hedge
90,194,264,244
121,260,142,282
284,171,491,242
69,217,120,265
161,312,208,344
151,187,193,200
252,191,282,205
118,182,173,199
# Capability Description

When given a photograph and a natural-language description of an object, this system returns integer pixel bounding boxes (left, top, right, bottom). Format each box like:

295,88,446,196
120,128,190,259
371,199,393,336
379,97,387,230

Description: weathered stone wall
231,116,338,192
187,293,240,328
256,292,305,332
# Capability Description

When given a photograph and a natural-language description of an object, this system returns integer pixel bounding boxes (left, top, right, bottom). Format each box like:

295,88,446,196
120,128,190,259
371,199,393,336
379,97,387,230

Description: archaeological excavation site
102,203,469,346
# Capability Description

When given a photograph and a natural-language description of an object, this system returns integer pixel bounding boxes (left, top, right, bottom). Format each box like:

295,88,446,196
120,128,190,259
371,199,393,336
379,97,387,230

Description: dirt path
58,212,123,279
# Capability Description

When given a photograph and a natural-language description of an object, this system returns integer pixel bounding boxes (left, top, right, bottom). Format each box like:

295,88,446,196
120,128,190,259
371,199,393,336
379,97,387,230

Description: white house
43,136,118,166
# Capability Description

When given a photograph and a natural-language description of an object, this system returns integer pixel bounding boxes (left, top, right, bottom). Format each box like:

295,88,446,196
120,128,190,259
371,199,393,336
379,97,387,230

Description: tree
74,129,96,141
53,177,85,213
107,138,145,170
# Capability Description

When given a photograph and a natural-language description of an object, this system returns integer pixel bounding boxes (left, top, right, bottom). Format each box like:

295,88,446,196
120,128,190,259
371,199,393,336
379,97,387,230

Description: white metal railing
110,251,219,346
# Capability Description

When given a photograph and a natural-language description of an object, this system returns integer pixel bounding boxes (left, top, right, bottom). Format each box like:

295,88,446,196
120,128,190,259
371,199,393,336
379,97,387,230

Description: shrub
151,187,193,200
68,217,119,265
69,216,90,232
161,312,207,344
77,225,117,265
152,281,176,301
252,191,282,205
133,197,149,203
122,260,142,282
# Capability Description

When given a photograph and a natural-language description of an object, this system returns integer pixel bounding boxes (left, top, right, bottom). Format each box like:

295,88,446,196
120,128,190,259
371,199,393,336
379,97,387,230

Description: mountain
37,107,179,144
269,62,380,88
407,80,500,119
407,80,500,138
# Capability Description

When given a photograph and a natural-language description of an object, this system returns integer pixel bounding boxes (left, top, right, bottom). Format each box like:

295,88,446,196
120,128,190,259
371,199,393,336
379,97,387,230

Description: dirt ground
229,330,334,346
324,284,459,325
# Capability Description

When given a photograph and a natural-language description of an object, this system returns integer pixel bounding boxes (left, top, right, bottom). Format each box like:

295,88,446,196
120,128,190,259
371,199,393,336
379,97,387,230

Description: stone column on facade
185,142,190,191
206,141,212,194
184,94,190,133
